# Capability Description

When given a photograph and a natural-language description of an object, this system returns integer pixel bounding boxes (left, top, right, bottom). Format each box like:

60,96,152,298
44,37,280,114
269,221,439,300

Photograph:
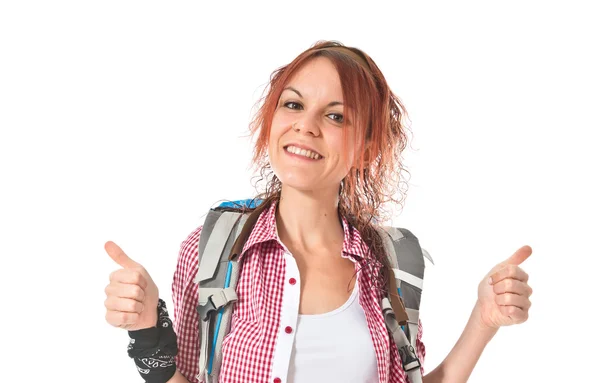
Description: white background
1,1,598,382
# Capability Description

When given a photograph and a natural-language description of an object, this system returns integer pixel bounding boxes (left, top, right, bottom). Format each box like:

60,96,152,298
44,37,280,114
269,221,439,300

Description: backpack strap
378,226,433,383
378,227,410,325
195,209,248,383
195,212,241,283
382,299,422,383
195,198,270,382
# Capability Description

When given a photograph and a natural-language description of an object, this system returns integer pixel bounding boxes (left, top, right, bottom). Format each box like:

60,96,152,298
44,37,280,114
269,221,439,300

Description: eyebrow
282,86,344,108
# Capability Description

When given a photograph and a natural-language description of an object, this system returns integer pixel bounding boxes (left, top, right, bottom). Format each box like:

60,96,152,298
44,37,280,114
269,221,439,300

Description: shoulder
179,224,203,264
180,224,203,251
174,224,203,284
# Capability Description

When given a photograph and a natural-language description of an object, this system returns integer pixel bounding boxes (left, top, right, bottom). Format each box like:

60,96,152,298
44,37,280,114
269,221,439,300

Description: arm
171,225,204,383
423,245,533,383
423,304,498,383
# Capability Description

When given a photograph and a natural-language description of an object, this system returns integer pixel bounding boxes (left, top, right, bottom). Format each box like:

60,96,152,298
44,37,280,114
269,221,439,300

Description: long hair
243,40,412,295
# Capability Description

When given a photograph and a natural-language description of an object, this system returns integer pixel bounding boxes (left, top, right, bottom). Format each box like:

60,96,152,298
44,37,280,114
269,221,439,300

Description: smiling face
268,57,359,195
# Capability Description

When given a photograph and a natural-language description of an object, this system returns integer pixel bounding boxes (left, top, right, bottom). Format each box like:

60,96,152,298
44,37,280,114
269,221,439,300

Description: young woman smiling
104,41,533,383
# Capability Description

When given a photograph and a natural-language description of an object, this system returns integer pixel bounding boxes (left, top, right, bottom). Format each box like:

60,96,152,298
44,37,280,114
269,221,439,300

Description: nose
292,119,320,137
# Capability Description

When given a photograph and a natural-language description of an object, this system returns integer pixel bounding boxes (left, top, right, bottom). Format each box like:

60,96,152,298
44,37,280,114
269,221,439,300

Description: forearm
423,304,498,383
167,370,191,383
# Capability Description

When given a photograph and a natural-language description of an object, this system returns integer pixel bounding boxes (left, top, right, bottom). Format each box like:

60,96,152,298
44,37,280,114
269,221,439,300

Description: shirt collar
238,198,369,260
239,198,279,259
340,213,371,259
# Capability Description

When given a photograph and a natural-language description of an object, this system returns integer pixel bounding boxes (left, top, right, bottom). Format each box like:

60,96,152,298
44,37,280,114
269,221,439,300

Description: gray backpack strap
378,226,433,383
382,298,423,383
207,214,247,380
195,209,248,383
195,211,241,283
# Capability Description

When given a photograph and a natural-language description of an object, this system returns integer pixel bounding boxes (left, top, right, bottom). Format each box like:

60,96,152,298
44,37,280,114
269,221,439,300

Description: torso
172,201,426,383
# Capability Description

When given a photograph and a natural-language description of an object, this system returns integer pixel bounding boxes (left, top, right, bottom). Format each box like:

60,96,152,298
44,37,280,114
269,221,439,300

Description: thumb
502,245,533,266
105,241,139,269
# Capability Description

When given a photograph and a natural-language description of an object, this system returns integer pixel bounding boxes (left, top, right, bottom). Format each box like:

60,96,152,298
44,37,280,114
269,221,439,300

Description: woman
104,40,533,383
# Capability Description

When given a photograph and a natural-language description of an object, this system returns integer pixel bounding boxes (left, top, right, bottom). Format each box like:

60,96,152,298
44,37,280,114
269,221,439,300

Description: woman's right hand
104,241,159,331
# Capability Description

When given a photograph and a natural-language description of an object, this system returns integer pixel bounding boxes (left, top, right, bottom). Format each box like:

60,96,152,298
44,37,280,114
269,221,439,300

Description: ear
361,140,373,168
349,141,373,173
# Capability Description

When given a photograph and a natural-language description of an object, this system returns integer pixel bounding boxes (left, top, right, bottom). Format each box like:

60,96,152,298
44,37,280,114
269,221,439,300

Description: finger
490,264,529,285
502,245,532,266
499,305,529,323
105,282,146,302
105,310,140,327
105,241,139,269
492,279,533,297
108,269,148,290
104,296,145,314
495,293,532,310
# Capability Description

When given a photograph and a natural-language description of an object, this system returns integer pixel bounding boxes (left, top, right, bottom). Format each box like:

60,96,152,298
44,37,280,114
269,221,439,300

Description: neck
275,185,344,252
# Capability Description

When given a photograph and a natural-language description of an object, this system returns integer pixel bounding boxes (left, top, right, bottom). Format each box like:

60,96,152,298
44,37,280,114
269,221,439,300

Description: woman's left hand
476,245,533,329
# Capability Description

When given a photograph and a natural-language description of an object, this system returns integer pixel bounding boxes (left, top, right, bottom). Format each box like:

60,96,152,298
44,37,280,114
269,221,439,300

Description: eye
327,113,344,123
282,101,344,124
283,101,303,110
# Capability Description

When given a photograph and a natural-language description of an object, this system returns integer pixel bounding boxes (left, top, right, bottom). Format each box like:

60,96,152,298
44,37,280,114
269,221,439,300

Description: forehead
285,57,343,99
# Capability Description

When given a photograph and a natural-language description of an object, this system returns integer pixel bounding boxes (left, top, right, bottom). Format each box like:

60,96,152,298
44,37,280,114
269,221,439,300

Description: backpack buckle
197,288,238,322
398,344,421,372
197,295,219,322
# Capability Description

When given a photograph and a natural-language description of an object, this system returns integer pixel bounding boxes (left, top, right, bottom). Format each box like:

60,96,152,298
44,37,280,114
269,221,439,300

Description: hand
104,241,159,331
476,245,533,329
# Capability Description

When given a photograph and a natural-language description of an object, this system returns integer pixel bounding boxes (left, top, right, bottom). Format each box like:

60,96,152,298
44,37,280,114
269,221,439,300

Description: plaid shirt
172,200,426,383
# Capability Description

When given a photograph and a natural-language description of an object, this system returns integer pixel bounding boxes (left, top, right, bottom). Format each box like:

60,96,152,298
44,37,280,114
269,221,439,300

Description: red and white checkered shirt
172,200,426,383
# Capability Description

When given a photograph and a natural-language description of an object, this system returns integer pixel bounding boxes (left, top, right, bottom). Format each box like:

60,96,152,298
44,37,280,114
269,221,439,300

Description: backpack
193,199,433,383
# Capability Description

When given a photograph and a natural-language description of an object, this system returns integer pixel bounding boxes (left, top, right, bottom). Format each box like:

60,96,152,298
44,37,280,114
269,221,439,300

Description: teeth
286,145,321,159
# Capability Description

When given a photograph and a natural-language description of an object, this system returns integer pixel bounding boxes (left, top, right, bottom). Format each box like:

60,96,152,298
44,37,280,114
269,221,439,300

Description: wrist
471,302,500,338
136,316,159,331
128,326,160,349
127,298,178,383
135,297,160,330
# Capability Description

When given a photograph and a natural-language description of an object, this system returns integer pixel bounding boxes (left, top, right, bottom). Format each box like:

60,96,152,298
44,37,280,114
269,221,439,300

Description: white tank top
286,280,379,383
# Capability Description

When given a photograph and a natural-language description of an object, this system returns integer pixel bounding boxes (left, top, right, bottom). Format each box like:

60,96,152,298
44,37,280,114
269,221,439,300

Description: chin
277,172,319,192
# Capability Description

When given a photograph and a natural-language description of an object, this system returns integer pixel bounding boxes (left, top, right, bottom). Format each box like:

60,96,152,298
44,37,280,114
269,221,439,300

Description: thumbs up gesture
104,241,159,331
476,245,534,329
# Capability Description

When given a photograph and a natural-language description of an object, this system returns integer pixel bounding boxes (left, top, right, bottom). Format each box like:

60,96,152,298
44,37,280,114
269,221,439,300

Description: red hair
248,40,412,292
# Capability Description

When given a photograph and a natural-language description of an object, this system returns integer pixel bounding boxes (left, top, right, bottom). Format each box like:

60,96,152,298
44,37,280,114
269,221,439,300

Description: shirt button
274,378,282,383
285,326,293,334
289,278,297,285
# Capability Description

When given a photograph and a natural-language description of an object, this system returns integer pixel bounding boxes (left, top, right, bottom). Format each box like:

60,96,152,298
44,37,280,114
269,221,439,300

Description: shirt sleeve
172,225,203,383
416,318,426,375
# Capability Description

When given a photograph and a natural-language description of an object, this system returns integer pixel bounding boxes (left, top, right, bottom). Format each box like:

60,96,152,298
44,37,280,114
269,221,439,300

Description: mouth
283,144,323,160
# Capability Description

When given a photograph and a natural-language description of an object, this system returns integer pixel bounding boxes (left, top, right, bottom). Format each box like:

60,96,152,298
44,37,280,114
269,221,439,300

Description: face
268,57,358,194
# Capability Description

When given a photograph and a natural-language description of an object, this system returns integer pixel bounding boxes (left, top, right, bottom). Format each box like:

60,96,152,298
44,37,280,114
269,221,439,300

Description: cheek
328,132,356,171
272,112,294,132
268,124,283,155
269,111,295,151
